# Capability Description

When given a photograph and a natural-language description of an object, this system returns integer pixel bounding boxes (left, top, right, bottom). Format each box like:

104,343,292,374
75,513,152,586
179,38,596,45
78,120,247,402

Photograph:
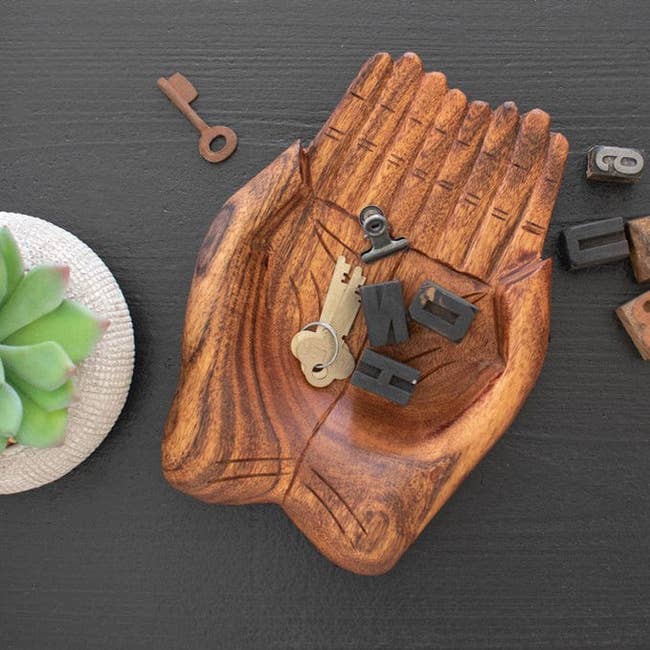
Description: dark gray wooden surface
1,1,649,648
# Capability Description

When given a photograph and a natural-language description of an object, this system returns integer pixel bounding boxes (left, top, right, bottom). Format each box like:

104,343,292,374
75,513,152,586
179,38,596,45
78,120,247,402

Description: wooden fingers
460,109,552,279
308,52,393,186
403,100,494,255
360,71,448,215
431,102,520,265
390,88,468,220
316,53,424,211
497,132,569,275
307,58,566,284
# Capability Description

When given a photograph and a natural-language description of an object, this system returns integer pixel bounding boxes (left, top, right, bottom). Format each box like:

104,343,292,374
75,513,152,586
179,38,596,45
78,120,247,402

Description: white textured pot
0,212,134,494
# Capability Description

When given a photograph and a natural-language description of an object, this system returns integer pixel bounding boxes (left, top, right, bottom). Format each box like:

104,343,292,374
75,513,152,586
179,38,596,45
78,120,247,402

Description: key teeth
335,255,352,276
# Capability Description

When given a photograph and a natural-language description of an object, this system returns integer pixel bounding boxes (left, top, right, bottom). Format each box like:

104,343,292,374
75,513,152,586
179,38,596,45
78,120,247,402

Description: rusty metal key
157,72,238,163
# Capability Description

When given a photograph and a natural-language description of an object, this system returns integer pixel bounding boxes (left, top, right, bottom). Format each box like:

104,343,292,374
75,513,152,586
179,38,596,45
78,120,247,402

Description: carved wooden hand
162,53,568,575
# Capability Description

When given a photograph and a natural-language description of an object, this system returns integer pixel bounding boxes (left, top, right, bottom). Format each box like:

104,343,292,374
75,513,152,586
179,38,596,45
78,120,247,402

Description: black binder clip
359,205,409,263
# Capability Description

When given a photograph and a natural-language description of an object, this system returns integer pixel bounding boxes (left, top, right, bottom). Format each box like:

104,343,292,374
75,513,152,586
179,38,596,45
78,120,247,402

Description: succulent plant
0,227,107,451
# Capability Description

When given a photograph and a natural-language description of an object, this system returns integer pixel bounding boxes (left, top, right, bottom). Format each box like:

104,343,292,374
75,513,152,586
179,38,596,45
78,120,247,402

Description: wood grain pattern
162,53,568,574
628,216,650,283
617,291,650,360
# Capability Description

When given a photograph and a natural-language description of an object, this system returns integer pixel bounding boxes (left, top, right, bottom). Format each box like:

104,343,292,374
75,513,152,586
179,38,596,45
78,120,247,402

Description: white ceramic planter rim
0,212,134,494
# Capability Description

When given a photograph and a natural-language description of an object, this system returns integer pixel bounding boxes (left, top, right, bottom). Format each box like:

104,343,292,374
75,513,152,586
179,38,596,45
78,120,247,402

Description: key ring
299,321,340,370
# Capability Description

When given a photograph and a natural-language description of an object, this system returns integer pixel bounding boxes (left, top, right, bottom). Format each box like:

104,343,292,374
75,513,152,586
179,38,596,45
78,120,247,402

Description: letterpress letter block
359,281,409,347
409,281,478,342
586,145,644,183
351,349,420,405
627,216,650,284
561,217,630,270
616,291,650,360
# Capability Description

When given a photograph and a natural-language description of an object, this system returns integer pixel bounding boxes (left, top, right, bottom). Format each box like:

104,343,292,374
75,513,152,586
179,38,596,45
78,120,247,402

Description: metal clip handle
359,206,409,263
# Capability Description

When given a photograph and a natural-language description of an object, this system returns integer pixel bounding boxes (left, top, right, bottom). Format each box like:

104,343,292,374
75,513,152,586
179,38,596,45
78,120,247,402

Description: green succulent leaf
0,341,75,391
0,229,109,453
0,379,23,437
5,300,107,365
7,372,75,412
0,265,69,341
14,391,67,448
0,255,7,306
0,227,24,307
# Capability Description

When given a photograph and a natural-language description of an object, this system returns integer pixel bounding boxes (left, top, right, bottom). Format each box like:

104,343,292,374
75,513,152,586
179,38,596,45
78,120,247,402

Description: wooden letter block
561,217,629,270
351,349,420,405
586,145,644,183
616,291,650,360
359,281,409,347
627,216,650,283
409,281,478,342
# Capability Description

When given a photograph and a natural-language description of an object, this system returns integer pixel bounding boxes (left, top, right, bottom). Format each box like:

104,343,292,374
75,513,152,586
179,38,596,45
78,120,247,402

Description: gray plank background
1,1,648,648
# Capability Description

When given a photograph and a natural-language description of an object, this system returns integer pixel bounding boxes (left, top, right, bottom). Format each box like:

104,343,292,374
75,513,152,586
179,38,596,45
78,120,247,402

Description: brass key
291,256,365,387
157,72,238,163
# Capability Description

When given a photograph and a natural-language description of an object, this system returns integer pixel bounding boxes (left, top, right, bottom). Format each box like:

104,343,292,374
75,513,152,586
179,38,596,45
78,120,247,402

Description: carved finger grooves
401,346,442,364
419,359,461,382
309,53,394,188
521,221,545,235
458,109,552,279
316,54,424,212
289,276,305,328
358,138,378,152
403,91,469,212
305,484,357,548
406,245,487,283
214,457,296,465
283,388,347,503
312,468,368,534
363,72,449,213
462,290,489,304
430,102,520,266
206,471,292,486
387,89,468,224
485,144,552,276
346,70,425,210
407,101,492,253
312,224,338,264
495,133,569,276
309,270,323,317
314,218,358,256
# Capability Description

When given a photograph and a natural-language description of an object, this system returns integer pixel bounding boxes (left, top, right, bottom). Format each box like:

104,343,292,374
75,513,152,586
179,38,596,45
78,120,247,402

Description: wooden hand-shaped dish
162,53,568,575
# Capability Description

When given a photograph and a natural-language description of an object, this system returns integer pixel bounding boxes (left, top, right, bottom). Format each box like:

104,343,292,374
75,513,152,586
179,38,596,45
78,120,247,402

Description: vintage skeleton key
291,256,365,387
157,72,238,163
